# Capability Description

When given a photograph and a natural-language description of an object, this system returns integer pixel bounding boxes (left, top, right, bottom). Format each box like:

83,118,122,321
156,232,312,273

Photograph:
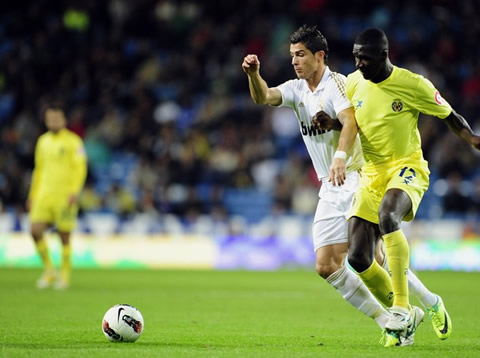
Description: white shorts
312,171,360,252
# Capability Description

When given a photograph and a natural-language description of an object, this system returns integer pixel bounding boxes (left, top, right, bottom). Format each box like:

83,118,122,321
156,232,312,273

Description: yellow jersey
29,128,87,200
346,66,452,165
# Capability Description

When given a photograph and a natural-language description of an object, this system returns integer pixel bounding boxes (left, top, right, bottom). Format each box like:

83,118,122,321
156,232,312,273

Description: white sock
326,265,390,329
382,259,437,308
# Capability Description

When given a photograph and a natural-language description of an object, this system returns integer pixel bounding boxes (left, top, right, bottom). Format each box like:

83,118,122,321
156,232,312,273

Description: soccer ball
102,304,144,342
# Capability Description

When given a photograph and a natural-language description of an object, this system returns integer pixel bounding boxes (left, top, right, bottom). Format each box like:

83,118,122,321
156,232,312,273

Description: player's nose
355,58,362,69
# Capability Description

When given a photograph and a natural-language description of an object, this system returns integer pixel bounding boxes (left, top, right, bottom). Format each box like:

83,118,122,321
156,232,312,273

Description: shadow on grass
2,340,318,350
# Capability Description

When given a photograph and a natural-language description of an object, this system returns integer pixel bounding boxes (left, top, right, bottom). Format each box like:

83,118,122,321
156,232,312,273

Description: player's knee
315,262,340,279
347,249,372,273
31,232,42,240
378,210,400,234
58,232,70,245
31,225,44,241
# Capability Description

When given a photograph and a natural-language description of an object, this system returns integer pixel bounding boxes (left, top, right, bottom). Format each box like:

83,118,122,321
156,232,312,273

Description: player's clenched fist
470,134,480,150
312,110,335,131
242,54,260,75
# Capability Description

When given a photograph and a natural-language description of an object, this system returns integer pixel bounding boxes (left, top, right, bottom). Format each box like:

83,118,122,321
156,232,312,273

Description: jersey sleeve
329,73,352,115
69,136,88,195
276,80,298,108
414,76,452,119
345,74,355,103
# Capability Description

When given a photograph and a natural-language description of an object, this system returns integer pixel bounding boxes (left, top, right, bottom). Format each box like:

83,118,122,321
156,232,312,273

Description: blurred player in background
242,25,439,345
27,102,87,289
329,28,480,346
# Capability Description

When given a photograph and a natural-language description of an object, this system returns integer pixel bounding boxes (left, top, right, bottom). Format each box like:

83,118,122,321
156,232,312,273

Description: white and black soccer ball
102,304,144,342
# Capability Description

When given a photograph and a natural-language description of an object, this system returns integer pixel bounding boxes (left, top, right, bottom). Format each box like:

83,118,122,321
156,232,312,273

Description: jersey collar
370,66,397,86
311,66,330,94
49,128,67,136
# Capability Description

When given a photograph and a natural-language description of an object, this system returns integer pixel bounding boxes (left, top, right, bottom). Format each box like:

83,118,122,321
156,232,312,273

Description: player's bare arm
68,194,78,207
329,107,359,186
440,110,480,150
242,54,282,106
312,110,343,131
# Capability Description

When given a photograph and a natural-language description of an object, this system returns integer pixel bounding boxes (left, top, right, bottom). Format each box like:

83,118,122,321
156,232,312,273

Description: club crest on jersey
316,99,325,111
392,99,403,112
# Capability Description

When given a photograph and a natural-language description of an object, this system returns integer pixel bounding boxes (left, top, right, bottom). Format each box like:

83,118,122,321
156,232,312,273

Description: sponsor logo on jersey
300,121,330,136
392,99,403,112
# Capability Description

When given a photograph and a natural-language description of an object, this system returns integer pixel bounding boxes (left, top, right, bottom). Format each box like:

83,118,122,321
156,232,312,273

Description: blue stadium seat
223,189,272,223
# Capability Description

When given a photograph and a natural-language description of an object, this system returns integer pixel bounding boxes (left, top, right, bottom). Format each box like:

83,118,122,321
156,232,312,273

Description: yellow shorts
348,158,430,224
30,195,79,232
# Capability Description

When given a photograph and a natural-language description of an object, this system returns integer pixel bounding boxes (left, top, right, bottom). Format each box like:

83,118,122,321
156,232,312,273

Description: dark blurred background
1,0,480,230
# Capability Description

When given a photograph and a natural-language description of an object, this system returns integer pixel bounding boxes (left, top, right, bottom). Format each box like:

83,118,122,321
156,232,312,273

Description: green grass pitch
1,268,479,357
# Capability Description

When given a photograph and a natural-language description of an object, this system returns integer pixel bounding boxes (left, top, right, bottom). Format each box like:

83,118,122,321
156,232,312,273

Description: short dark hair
290,25,329,64
46,97,66,112
355,28,389,51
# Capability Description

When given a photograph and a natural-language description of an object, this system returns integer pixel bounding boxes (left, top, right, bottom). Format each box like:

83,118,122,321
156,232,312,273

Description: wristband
334,150,347,160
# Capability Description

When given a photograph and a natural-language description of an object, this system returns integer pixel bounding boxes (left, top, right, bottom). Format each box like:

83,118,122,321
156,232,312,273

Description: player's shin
383,230,409,309
35,238,53,270
327,265,390,328
354,259,394,308
34,237,56,288
61,244,71,282
382,258,437,308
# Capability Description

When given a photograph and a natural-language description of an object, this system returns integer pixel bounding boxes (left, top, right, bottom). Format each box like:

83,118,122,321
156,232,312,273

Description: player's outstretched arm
242,54,282,106
329,107,359,186
440,110,480,150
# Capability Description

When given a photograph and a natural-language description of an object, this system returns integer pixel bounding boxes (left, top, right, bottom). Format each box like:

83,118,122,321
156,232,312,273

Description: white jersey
276,67,364,180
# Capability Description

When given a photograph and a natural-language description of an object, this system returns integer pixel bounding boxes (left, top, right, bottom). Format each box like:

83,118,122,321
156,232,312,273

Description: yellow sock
35,239,53,270
61,244,71,282
358,260,394,307
383,229,409,309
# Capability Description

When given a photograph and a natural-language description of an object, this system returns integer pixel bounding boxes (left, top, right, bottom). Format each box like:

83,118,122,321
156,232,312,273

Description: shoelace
427,304,440,322
431,311,443,327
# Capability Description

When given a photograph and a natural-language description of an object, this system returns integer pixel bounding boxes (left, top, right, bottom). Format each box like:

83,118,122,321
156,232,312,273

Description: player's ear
315,50,325,64
380,49,388,60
